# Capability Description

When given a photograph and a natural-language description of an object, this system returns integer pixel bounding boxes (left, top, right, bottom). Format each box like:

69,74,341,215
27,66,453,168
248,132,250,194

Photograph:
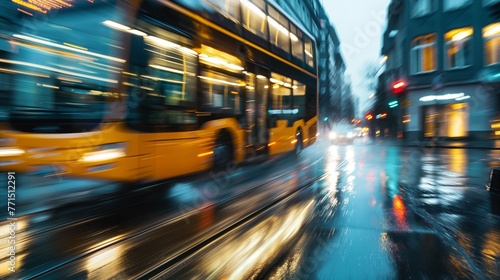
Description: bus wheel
295,129,303,156
213,131,233,169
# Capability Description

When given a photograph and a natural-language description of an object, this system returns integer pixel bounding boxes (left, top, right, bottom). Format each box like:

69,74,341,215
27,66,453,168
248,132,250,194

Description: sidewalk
368,138,500,150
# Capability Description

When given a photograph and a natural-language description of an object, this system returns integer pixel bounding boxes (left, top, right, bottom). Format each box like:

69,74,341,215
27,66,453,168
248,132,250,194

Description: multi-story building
380,0,500,140
273,0,322,38
319,20,347,123
276,0,347,125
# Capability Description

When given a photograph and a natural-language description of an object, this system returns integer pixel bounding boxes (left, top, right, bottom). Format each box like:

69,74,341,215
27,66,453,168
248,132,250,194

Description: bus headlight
80,143,126,162
329,132,337,140
0,148,24,157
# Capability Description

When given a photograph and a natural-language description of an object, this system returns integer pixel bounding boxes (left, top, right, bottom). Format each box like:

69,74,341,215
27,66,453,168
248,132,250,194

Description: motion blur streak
85,245,124,279
0,59,119,83
12,34,126,63
202,200,315,280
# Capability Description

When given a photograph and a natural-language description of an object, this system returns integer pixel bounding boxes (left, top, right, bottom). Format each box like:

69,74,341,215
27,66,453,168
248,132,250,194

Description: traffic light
365,113,373,120
389,100,398,108
392,80,406,94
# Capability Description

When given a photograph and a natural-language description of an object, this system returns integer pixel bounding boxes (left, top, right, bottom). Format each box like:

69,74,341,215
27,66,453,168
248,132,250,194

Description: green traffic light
324,117,329,121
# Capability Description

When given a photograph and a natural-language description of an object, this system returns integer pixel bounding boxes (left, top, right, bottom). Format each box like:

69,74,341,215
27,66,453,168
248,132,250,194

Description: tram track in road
8,149,326,279
0,152,296,246
33,171,328,280
139,173,328,280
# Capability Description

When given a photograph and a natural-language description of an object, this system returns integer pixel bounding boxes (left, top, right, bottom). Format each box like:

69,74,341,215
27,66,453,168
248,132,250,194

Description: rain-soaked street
267,141,500,279
1,138,499,279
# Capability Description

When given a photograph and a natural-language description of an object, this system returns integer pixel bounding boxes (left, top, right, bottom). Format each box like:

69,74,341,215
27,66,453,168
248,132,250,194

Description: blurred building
0,1,22,120
380,0,500,140
320,21,347,124
341,79,355,121
275,0,348,125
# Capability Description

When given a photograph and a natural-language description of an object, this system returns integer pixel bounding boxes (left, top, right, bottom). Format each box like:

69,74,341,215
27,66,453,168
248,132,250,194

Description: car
329,125,356,144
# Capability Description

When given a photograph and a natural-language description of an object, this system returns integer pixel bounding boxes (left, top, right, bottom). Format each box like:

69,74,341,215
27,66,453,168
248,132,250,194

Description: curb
366,140,500,150
402,144,500,150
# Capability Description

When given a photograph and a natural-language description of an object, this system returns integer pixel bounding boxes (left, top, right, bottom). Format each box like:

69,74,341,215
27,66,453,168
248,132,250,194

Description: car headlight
329,132,337,139
347,132,355,138
80,142,126,162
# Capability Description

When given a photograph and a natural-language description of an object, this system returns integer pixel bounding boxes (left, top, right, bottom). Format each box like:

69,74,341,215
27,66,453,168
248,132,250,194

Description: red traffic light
392,80,406,93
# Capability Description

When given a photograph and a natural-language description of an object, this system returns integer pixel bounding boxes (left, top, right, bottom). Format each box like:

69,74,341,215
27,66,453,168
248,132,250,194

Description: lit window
304,36,315,68
143,31,198,106
444,0,471,11
200,70,243,115
198,44,244,73
268,6,291,52
484,23,500,65
270,73,292,111
411,34,436,73
241,0,267,40
293,80,306,118
445,27,473,69
412,0,434,17
290,23,304,61
204,0,240,22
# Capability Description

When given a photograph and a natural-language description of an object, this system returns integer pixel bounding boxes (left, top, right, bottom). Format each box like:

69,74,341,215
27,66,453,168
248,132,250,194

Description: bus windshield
2,0,126,133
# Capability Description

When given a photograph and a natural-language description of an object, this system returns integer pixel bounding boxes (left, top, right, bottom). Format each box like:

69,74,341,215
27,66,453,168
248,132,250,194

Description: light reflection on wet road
0,139,498,279
268,141,499,279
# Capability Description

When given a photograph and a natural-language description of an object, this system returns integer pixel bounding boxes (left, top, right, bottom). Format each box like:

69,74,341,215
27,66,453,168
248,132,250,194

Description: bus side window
129,35,149,68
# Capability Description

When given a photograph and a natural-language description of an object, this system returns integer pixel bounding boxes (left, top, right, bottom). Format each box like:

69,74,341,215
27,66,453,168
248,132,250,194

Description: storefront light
419,93,465,102
455,95,471,101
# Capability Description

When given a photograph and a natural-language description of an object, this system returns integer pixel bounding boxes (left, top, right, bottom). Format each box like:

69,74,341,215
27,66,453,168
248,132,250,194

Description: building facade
319,19,347,124
381,0,500,140
276,0,348,125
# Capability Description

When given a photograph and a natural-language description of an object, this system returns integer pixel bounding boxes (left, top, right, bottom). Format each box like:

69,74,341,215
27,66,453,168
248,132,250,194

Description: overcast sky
322,0,391,114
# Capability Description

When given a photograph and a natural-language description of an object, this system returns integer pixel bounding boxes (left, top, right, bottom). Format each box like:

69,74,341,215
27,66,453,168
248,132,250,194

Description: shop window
424,103,468,138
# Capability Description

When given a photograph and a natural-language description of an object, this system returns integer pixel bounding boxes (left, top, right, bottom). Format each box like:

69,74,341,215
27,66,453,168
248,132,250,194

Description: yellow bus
0,0,318,183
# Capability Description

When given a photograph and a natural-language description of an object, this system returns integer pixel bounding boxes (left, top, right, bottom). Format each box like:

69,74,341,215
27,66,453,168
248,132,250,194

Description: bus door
245,65,269,157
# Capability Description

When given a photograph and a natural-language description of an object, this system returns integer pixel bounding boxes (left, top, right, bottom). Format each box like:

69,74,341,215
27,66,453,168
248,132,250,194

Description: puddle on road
385,231,475,279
